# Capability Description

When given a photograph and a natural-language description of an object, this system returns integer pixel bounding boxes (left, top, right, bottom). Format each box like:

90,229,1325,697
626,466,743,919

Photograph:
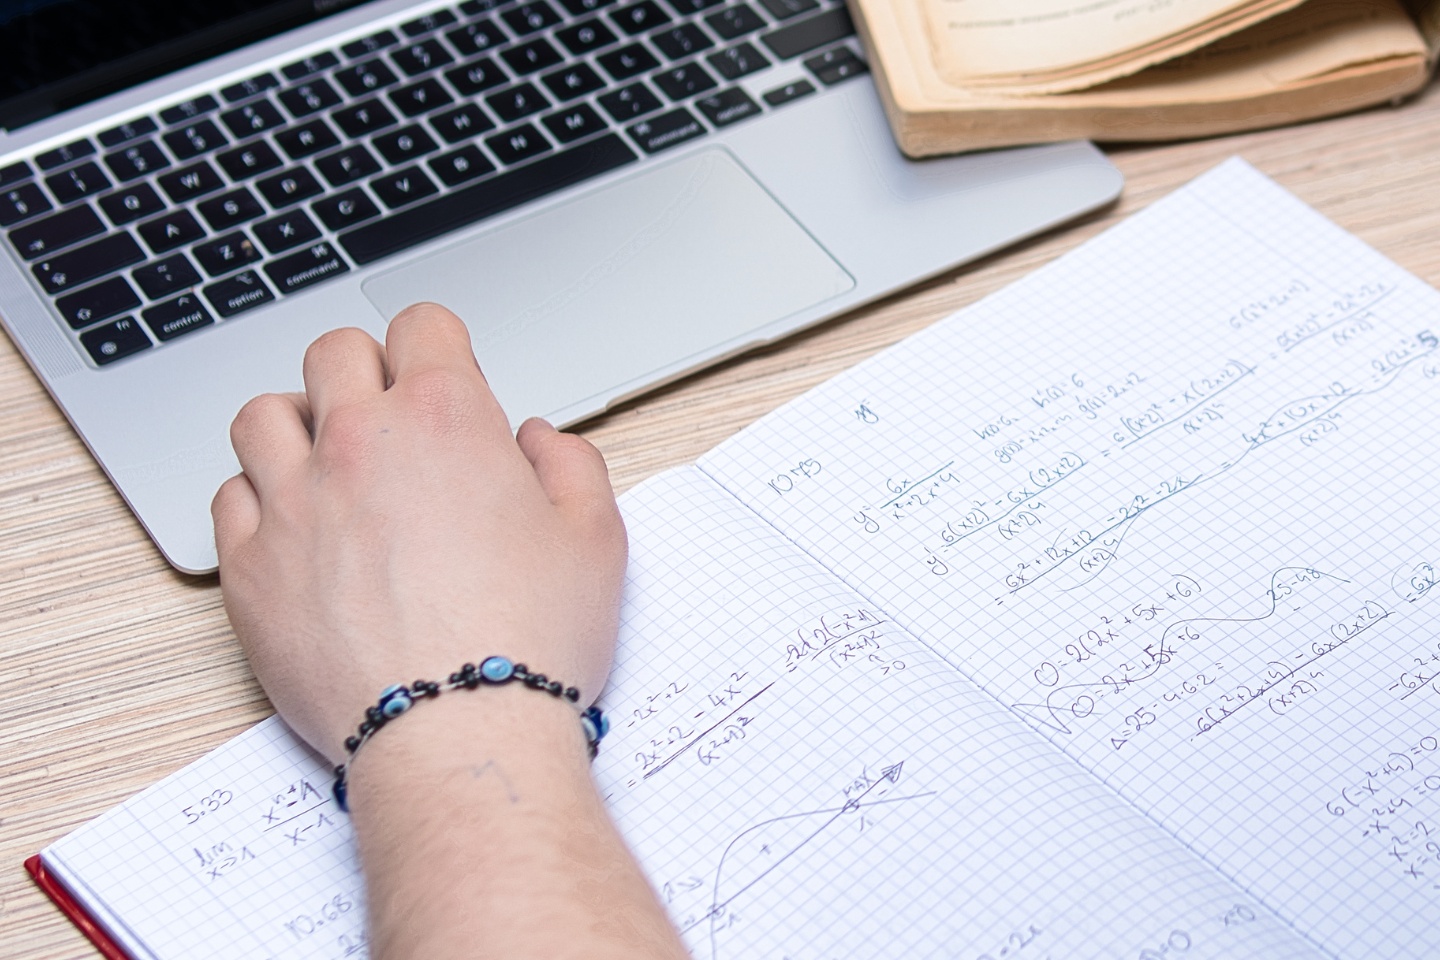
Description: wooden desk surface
4,79,1439,956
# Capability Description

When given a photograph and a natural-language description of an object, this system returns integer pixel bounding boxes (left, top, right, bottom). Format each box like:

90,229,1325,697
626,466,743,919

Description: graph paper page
697,158,1440,959
42,465,1319,959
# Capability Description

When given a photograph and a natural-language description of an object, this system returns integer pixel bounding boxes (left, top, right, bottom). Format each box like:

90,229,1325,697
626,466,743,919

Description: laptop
0,0,1123,573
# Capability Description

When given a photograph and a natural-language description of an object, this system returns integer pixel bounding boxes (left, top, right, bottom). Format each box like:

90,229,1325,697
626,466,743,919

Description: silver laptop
0,0,1122,573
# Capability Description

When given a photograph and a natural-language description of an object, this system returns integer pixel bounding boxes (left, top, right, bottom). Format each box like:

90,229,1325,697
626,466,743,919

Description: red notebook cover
25,854,133,960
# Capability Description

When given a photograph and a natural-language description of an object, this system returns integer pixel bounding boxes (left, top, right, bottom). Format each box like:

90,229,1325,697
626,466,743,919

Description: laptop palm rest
361,148,855,425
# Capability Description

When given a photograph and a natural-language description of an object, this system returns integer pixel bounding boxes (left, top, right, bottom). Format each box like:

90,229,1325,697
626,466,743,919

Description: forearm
348,686,687,960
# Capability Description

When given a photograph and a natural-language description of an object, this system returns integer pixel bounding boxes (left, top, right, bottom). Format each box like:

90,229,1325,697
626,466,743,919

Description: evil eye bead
480,655,515,683
379,684,413,718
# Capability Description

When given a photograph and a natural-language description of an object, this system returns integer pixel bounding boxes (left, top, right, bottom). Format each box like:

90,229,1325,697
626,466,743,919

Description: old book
855,0,1435,155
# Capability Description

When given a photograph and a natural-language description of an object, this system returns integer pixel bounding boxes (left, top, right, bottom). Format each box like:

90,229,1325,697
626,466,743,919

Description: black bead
546,680,563,696
449,671,463,684
564,687,580,702
513,663,529,678
359,720,374,735
366,705,382,722
344,735,360,752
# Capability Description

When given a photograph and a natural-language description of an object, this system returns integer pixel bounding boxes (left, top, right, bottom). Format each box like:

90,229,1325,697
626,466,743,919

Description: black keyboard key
341,134,636,264
759,0,816,18
217,140,284,181
138,210,205,253
804,45,866,84
265,241,350,294
193,232,262,276
610,1,670,34
707,4,765,38
370,166,440,208
504,39,565,76
9,205,104,260
157,161,225,203
429,145,496,186
374,125,440,165
447,20,507,56
32,233,145,293
342,30,399,59
555,18,618,55
253,209,322,253
653,62,717,100
542,64,606,101
0,183,51,226
313,189,380,231
81,316,150,365
257,168,324,208
205,270,276,317
598,82,662,121
598,43,660,80
163,120,229,160
221,100,287,139
763,6,851,58
402,9,458,35
336,58,400,97
487,84,550,123
486,124,551,165
0,161,31,187
431,104,496,143
57,276,140,329
651,23,714,59
445,58,509,96
143,292,213,340
133,254,202,299
695,87,760,126
503,2,563,35
278,79,343,118
542,103,607,143
390,78,454,117
46,162,112,204
98,119,160,151
276,119,341,159
281,51,340,81
391,39,454,76
160,95,220,125
558,0,620,11
332,99,398,137
664,0,724,11
762,77,814,106
708,42,770,79
198,188,266,231
35,139,95,171
220,73,280,103
627,106,705,153
315,144,381,186
99,183,165,225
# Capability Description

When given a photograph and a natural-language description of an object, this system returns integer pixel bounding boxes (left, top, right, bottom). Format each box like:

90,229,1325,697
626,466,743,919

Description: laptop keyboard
0,0,867,367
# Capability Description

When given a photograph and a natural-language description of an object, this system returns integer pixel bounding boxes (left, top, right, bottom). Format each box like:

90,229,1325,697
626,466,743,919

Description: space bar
339,134,639,265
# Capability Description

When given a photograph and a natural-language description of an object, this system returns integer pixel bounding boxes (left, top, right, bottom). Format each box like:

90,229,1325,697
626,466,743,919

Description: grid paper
41,157,1382,960
48,465,1320,960
698,157,1440,959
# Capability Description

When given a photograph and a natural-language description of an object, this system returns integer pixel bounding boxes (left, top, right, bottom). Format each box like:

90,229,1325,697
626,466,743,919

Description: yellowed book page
1099,0,1424,100
921,0,1308,92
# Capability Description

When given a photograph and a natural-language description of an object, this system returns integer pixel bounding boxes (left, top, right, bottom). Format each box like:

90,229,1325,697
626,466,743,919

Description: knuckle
231,393,290,439
400,369,480,432
304,327,373,370
315,404,382,468
391,301,459,330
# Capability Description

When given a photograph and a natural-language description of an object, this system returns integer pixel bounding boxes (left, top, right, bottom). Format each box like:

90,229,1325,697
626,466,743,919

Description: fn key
80,316,150,365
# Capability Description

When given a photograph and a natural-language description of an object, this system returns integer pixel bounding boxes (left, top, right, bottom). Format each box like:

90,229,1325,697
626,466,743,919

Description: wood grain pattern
3,79,1439,957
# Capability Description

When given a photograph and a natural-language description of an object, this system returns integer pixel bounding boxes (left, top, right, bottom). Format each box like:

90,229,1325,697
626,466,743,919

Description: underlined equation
1007,567,1363,755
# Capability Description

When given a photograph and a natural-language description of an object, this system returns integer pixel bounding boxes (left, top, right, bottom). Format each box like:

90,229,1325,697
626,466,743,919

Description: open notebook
31,158,1440,960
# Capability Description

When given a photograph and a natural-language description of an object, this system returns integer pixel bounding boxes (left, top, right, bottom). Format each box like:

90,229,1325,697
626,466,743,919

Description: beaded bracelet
331,655,609,812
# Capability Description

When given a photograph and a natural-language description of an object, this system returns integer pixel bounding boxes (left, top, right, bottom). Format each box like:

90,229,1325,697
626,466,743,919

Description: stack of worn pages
851,0,1440,154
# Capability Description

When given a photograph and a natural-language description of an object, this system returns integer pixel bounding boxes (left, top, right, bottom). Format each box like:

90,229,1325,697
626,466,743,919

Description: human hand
212,303,627,762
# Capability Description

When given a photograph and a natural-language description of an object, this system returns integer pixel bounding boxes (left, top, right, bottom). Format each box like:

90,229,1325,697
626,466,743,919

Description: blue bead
379,684,413,718
480,656,514,683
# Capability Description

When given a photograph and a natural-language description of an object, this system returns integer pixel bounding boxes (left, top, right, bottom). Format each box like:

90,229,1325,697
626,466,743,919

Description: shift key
32,233,145,294
264,241,349,295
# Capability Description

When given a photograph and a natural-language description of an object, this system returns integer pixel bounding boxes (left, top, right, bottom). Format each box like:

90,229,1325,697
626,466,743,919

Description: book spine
24,855,133,960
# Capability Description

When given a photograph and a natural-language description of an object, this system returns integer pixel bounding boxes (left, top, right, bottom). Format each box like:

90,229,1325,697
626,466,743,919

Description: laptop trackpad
361,148,854,424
